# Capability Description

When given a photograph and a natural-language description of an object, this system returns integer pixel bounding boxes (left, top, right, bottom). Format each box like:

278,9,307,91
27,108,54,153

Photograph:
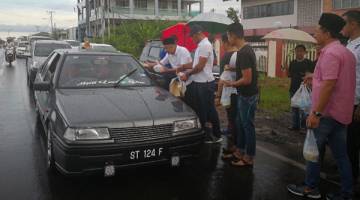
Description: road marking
256,144,340,186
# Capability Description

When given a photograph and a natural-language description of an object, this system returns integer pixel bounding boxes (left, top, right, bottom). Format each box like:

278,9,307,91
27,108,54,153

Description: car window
91,45,117,52
34,43,71,57
148,47,161,59
58,55,151,88
44,54,61,82
40,52,56,77
66,41,80,47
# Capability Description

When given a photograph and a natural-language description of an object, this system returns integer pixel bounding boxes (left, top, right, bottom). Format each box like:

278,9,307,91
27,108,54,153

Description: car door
35,53,61,123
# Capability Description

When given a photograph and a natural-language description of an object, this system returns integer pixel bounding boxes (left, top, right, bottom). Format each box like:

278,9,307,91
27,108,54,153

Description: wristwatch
313,111,322,118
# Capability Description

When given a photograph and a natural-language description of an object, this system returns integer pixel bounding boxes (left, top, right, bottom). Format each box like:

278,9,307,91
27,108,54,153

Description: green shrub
93,20,178,58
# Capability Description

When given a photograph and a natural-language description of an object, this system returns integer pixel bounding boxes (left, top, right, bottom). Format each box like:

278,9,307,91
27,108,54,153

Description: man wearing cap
287,13,356,200
178,25,222,143
144,37,192,90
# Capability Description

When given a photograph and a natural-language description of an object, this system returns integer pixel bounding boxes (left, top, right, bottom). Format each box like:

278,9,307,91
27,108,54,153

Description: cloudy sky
0,0,240,32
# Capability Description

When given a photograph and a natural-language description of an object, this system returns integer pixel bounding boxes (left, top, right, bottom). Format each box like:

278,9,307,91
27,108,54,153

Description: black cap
319,13,346,34
162,37,176,45
189,25,204,36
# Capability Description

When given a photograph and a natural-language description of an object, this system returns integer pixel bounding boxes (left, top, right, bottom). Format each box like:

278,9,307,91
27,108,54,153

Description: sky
0,0,241,33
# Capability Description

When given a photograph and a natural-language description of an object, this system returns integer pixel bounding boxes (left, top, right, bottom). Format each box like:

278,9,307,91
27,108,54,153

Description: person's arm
224,68,252,87
185,57,207,76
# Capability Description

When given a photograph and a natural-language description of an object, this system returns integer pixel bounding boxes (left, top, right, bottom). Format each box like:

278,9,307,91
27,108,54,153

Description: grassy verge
258,73,290,117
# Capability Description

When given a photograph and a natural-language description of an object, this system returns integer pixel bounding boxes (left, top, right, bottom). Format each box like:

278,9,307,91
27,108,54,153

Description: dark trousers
185,81,221,137
348,105,360,182
226,94,238,147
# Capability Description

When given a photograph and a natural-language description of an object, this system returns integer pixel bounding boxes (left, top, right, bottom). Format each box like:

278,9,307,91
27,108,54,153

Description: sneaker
287,184,321,199
326,193,352,200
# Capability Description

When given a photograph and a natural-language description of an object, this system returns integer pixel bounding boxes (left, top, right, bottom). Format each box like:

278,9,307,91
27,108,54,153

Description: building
66,27,79,40
77,0,204,41
241,0,360,77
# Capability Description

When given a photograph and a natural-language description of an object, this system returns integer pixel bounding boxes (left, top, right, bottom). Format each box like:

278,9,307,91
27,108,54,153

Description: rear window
34,43,71,57
91,45,117,52
66,41,80,47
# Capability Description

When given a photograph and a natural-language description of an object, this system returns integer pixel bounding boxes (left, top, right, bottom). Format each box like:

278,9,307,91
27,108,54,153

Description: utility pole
107,0,111,39
47,10,55,35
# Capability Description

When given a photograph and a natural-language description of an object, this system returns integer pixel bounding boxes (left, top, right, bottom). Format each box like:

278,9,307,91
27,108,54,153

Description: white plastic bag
291,84,312,112
220,71,237,107
303,129,319,162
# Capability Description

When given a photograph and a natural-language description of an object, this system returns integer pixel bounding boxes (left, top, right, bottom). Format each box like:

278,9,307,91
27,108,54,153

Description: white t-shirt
347,37,360,105
160,45,192,68
189,38,215,83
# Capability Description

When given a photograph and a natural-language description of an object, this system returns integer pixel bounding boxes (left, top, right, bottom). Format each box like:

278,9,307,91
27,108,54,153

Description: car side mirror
33,81,51,91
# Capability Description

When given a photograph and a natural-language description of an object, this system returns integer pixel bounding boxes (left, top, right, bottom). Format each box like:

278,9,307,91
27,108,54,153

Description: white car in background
64,40,81,49
82,43,118,52
16,41,29,58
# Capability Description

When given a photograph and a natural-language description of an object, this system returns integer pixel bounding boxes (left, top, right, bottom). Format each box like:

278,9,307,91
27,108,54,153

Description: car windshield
67,41,80,47
34,43,71,57
58,55,152,88
19,43,28,47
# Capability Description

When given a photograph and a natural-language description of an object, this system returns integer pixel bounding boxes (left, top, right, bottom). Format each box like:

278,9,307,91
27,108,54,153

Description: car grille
110,124,174,143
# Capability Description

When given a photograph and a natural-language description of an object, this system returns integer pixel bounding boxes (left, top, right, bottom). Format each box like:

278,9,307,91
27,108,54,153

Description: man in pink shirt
287,13,356,200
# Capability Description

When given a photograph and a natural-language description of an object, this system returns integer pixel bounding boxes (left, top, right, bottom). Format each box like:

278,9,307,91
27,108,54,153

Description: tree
226,7,240,23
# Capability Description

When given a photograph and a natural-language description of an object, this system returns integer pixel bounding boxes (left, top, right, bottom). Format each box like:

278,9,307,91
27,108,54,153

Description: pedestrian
178,25,222,143
287,44,315,131
287,13,356,200
342,10,360,188
215,33,238,158
223,22,258,167
144,37,192,90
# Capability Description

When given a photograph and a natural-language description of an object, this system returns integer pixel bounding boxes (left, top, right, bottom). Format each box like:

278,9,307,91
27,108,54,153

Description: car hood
56,87,196,128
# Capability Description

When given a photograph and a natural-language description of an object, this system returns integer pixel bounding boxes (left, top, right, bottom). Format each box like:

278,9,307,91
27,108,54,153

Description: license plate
129,148,164,160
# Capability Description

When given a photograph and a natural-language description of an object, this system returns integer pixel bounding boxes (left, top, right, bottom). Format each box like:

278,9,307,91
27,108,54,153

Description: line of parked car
19,36,205,176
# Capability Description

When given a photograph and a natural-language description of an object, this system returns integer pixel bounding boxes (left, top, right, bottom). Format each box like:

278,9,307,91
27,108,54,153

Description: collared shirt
346,36,360,105
312,40,356,125
189,38,215,83
160,45,192,69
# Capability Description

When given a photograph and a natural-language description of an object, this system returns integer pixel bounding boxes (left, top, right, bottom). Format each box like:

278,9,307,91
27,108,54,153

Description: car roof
53,48,130,56
34,40,70,45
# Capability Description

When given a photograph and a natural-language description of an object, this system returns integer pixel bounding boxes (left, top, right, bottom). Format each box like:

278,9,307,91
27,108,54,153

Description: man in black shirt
288,44,314,131
223,22,258,167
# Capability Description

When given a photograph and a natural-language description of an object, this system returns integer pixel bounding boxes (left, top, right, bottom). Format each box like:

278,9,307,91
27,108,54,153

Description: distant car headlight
64,128,110,141
173,119,198,133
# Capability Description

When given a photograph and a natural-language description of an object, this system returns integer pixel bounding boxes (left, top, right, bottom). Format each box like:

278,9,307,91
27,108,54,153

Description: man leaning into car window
144,37,192,90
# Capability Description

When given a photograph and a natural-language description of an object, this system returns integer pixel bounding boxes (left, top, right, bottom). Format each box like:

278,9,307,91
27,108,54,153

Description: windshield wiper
114,68,138,88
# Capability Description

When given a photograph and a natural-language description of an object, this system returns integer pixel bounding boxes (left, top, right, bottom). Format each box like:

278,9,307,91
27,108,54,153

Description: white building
77,0,204,40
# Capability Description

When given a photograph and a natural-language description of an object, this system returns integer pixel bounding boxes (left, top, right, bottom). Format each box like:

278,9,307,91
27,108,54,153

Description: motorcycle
5,47,16,66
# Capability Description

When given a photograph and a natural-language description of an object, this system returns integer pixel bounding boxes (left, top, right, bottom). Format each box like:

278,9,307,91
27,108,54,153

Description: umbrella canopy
187,12,233,35
262,28,317,44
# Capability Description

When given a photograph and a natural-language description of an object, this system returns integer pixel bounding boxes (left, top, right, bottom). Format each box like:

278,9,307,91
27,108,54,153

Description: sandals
231,158,254,167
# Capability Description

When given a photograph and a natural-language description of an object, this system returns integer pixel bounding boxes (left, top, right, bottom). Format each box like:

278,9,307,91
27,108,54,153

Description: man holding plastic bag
288,45,315,131
287,13,356,200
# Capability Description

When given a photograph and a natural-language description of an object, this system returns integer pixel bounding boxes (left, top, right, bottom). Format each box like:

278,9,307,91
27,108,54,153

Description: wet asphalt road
0,49,340,200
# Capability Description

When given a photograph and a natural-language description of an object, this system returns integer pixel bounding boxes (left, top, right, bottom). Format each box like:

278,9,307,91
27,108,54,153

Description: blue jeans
305,117,353,197
235,94,258,157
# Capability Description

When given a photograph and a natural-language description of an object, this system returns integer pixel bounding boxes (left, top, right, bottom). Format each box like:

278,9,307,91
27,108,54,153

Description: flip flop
231,158,253,168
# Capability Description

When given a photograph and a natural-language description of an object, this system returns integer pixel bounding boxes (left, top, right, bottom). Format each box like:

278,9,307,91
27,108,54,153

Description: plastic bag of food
291,84,312,112
303,129,319,162
169,78,186,97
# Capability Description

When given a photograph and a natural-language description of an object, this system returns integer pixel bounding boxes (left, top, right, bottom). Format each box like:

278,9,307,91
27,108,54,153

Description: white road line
256,144,340,186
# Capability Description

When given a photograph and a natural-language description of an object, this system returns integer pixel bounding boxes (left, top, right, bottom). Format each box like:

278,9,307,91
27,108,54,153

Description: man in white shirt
342,10,360,187
144,37,192,89
178,25,222,143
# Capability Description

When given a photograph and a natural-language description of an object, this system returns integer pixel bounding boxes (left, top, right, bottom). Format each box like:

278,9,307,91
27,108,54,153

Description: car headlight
64,128,110,141
173,119,198,133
